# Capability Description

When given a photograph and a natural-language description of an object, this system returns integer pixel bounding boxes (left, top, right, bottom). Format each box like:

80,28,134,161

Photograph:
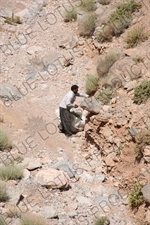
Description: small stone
42,206,58,219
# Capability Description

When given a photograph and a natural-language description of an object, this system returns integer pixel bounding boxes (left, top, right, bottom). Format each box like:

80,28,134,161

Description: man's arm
76,93,89,98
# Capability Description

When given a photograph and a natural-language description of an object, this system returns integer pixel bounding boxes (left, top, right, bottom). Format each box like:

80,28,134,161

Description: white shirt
60,90,89,109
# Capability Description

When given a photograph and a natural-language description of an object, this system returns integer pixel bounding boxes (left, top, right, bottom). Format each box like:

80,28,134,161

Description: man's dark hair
71,85,79,91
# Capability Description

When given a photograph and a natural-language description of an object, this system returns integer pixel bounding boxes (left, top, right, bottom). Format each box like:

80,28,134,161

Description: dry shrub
79,12,97,37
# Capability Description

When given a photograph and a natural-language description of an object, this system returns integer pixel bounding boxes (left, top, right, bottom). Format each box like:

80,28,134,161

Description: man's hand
74,104,78,108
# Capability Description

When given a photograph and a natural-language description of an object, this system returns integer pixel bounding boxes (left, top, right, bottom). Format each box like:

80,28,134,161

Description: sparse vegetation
134,130,150,162
97,25,113,43
0,129,12,151
42,2,47,7
64,8,77,22
94,216,110,225
79,12,96,36
0,181,9,202
81,0,96,11
0,215,6,225
97,0,141,42
5,15,22,25
98,0,111,5
0,164,24,181
96,87,114,104
129,184,144,208
97,51,120,78
85,75,99,95
133,56,144,64
125,26,149,48
133,80,150,105
20,213,46,225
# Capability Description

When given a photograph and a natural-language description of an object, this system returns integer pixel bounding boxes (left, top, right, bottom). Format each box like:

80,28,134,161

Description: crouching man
59,85,89,137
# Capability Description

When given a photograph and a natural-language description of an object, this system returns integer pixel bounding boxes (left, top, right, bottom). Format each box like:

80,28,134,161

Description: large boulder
35,168,70,189
0,83,22,102
80,97,102,114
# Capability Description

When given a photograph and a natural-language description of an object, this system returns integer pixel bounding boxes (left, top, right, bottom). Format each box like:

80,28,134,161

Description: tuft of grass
96,86,114,104
64,8,77,22
4,15,22,25
98,0,111,5
85,74,99,95
133,56,144,64
134,130,150,162
0,164,24,181
81,0,96,11
42,2,47,7
20,213,46,225
79,12,97,37
0,215,6,225
133,80,150,105
97,0,141,42
0,181,9,202
97,51,119,78
97,25,113,43
129,184,144,208
0,129,12,151
125,26,149,48
94,216,110,225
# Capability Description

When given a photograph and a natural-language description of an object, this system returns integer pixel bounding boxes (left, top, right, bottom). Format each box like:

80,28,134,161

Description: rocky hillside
0,0,150,225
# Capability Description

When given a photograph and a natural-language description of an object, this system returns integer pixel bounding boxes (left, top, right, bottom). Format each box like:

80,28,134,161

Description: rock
23,169,30,179
101,127,113,138
80,97,102,114
0,7,12,18
128,127,140,137
76,196,93,206
59,36,78,49
42,206,58,219
42,53,60,68
68,211,77,218
35,168,70,189
145,210,150,223
141,184,150,203
144,146,150,156
104,155,115,168
22,158,42,171
26,71,47,81
124,49,136,57
49,160,76,178
79,173,105,182
0,83,22,102
124,80,137,91
27,46,43,55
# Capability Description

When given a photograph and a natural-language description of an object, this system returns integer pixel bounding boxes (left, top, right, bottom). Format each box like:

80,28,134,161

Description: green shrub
133,80,150,105
97,25,113,43
81,0,96,11
98,0,141,41
0,164,24,181
5,15,22,25
97,51,119,78
129,184,144,208
79,12,96,37
0,216,6,225
20,213,46,225
98,0,111,5
0,129,12,151
85,75,99,95
0,181,9,202
96,87,114,104
64,8,77,22
134,130,150,162
125,26,149,48
94,216,110,225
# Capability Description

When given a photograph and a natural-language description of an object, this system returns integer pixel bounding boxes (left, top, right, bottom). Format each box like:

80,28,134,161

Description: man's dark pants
59,107,73,136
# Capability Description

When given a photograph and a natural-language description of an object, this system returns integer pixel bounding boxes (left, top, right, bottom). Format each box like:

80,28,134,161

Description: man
59,85,89,137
